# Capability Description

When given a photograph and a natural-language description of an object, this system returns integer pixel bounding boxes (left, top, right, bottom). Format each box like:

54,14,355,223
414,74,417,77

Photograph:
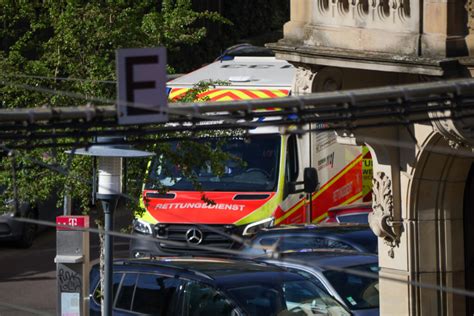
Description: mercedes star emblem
185,227,204,245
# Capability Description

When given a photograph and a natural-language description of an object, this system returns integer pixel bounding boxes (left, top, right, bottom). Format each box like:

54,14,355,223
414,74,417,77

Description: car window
278,236,327,251
326,239,355,251
131,273,183,315
323,263,380,310
286,268,326,291
228,285,283,315
115,273,138,311
92,272,124,306
228,281,350,316
182,281,238,316
337,213,369,224
282,280,350,315
259,237,278,246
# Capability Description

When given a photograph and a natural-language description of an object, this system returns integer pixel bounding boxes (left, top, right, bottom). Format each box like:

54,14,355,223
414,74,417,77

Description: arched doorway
409,133,473,315
464,164,474,315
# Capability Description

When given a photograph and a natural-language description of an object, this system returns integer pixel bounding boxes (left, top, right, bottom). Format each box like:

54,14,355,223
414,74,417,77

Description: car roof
258,223,373,236
249,224,378,253
167,56,294,89
327,202,372,212
268,250,378,271
102,257,301,285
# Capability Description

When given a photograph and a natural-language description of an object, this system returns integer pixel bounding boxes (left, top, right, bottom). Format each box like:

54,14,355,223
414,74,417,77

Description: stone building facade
267,1,474,315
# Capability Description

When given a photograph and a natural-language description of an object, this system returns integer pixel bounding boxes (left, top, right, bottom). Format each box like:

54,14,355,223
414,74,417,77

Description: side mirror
304,167,318,193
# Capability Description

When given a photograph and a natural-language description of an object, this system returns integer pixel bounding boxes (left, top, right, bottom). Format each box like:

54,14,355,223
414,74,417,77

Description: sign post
55,216,90,316
116,47,168,125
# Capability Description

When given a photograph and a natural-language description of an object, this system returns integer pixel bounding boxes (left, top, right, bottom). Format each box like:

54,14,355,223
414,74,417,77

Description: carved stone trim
466,0,474,32
428,103,474,149
292,64,317,95
368,171,400,257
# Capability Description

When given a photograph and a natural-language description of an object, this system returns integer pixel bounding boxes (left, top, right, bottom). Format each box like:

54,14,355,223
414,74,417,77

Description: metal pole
308,123,312,224
306,194,312,224
100,197,118,316
63,187,72,215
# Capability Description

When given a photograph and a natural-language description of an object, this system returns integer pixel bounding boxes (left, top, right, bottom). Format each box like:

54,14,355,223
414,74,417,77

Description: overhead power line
1,72,182,84
0,78,473,129
1,108,474,150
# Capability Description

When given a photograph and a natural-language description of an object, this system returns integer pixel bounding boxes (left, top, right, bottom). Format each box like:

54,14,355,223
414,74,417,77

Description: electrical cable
1,72,182,83
3,111,474,159
0,80,261,130
2,78,474,130
1,73,116,84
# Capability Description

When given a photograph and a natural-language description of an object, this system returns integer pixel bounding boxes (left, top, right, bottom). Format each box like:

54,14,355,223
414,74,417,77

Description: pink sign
56,216,89,231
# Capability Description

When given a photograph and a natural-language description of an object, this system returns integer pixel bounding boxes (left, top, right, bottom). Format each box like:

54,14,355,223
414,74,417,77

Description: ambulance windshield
145,134,281,192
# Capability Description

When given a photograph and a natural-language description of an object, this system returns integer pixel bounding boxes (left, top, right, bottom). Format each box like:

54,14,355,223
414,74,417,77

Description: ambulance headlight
242,217,274,236
133,219,153,235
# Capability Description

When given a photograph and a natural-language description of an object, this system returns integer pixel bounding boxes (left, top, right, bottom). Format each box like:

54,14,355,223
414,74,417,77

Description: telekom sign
56,216,90,231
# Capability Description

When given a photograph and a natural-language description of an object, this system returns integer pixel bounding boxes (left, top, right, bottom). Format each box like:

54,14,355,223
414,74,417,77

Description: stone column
283,0,312,42
422,0,468,57
467,0,474,55
351,127,409,315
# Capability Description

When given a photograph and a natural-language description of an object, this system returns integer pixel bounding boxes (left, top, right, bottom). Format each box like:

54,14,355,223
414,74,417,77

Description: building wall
269,1,474,314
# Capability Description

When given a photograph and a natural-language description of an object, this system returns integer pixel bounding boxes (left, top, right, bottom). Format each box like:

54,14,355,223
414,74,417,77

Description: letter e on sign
116,47,168,125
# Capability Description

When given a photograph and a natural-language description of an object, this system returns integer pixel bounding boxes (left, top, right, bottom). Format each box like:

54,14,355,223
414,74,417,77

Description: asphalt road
0,209,132,315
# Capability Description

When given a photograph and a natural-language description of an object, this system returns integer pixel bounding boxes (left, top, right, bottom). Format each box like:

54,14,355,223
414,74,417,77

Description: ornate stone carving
315,0,410,23
428,101,474,149
292,65,316,95
368,171,399,257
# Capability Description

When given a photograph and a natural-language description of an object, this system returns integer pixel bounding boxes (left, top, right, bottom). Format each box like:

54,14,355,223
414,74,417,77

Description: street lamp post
67,137,153,316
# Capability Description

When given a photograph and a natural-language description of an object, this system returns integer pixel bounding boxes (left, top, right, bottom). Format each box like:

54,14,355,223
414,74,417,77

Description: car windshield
145,135,281,192
337,213,369,224
323,263,379,310
228,279,350,316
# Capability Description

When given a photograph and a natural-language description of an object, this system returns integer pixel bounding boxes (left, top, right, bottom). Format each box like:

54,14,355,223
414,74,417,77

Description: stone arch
407,132,473,315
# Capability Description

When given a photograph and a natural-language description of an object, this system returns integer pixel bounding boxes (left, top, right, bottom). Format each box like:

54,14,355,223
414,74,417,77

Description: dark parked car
264,250,379,316
0,185,60,248
239,223,378,256
89,257,351,316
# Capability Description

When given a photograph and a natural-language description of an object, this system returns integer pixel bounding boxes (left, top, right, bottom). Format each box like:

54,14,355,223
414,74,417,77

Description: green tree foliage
0,1,231,213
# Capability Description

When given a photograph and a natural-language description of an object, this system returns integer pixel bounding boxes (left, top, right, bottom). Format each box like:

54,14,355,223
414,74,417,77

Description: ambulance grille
155,224,234,253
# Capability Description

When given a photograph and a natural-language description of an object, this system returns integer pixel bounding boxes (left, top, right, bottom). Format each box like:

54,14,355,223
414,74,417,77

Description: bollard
55,216,90,316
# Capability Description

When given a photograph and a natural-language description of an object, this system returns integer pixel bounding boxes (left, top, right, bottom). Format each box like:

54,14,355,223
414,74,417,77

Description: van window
146,135,281,192
286,135,299,182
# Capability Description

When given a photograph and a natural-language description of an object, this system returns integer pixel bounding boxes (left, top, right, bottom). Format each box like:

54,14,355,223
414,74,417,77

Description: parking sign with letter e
116,47,168,125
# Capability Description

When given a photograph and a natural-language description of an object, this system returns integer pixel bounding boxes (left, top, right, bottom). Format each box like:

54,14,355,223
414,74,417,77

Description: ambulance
130,52,373,257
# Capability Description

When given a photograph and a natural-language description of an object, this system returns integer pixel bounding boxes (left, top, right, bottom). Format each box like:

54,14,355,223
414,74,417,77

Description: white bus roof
168,56,295,90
